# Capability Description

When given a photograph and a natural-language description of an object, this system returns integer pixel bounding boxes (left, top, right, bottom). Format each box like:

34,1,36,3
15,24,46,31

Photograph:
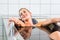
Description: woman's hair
19,8,31,15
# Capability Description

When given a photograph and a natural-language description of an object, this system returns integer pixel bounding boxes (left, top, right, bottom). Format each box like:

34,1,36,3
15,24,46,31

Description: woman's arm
35,18,60,28
8,17,25,34
8,17,25,27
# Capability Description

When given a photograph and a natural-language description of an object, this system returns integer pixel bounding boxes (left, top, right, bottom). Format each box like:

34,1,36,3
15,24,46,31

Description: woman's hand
52,18,60,23
8,17,25,27
8,17,15,26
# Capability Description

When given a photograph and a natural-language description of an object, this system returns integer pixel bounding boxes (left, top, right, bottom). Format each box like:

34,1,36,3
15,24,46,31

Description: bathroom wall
0,0,60,40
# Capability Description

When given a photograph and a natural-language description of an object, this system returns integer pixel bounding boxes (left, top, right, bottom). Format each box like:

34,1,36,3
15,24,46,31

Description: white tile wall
51,0,60,3
9,5,19,16
50,15,60,18
51,5,60,15
0,5,8,16
0,0,8,3
0,0,60,17
0,0,60,40
41,5,50,15
9,0,19,4
19,0,31,4
41,0,50,3
31,0,40,4
30,5,40,17
19,4,31,10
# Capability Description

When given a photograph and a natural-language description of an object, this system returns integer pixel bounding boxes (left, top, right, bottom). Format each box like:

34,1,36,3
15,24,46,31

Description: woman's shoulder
32,18,38,24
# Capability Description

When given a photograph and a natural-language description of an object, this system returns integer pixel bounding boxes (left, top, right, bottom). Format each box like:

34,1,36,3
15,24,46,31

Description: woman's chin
22,18,29,21
22,18,26,21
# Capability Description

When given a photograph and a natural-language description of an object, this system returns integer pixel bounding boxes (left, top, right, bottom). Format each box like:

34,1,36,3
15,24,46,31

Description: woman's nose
22,13,25,16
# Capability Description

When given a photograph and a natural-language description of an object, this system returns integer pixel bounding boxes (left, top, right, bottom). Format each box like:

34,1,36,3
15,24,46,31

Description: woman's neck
24,18,33,26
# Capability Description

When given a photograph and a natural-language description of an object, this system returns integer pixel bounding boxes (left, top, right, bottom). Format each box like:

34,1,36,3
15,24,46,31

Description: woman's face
19,9,31,21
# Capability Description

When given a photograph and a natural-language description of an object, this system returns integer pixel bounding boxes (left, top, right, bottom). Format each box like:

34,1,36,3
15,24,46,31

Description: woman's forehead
19,8,31,14
19,9,27,14
20,9,27,12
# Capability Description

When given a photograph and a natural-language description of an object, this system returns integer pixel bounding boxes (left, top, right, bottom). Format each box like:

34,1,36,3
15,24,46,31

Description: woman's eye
20,13,22,16
23,11,26,13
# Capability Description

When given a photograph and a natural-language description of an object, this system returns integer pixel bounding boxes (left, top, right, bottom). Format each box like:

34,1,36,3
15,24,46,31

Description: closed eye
23,11,26,13
20,13,22,16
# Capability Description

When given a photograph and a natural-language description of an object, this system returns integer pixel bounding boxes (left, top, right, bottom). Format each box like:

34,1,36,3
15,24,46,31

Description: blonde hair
19,8,31,14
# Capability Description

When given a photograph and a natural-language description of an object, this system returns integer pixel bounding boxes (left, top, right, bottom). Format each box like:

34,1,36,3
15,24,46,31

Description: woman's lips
22,15,26,18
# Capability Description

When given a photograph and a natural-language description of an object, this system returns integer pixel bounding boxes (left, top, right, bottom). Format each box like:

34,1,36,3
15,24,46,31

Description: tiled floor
30,28,50,40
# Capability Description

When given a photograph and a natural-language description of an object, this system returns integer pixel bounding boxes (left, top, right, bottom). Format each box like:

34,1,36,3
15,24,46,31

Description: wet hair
19,8,31,16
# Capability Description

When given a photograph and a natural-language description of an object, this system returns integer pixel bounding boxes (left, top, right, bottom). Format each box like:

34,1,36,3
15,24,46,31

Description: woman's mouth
22,15,26,18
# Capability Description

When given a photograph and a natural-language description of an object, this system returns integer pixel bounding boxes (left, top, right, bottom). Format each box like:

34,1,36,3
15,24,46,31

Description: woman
35,18,60,40
8,8,38,40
